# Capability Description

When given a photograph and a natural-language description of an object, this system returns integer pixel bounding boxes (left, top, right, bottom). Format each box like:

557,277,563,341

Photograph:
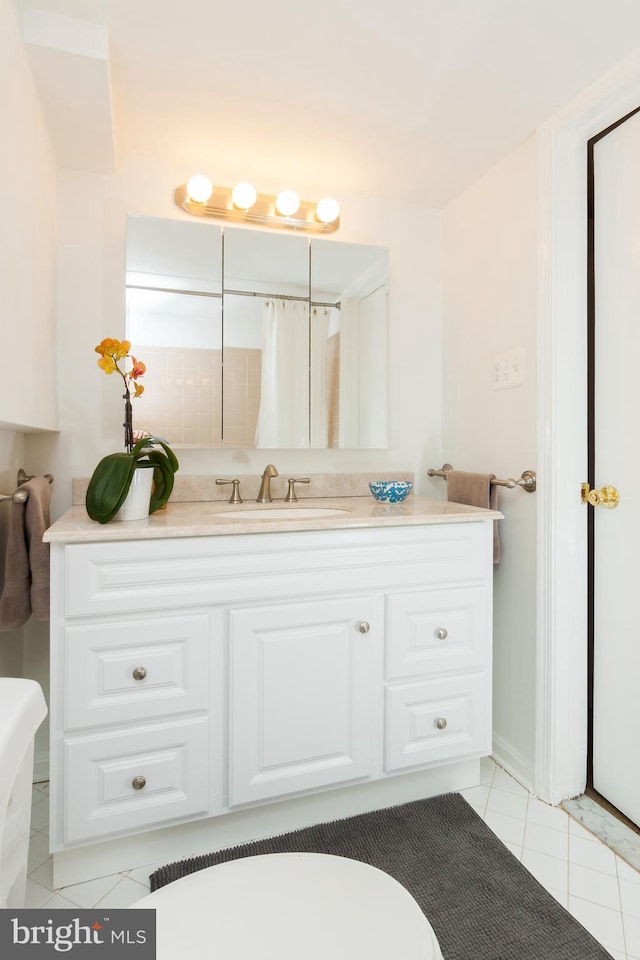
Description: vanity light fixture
231,181,257,210
275,189,300,217
176,175,340,233
185,174,214,204
315,196,340,224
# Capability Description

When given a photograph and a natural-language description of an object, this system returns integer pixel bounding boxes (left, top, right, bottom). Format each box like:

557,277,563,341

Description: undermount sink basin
219,507,349,520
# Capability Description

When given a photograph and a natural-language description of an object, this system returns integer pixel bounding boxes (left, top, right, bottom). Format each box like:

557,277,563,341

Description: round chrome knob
358,621,371,634
132,666,147,681
434,628,448,640
435,718,447,730
131,776,146,790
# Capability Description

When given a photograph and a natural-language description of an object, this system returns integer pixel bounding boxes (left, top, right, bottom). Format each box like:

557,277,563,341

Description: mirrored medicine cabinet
125,215,389,449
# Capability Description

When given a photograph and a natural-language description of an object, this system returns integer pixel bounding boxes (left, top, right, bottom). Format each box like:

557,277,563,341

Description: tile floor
26,759,640,959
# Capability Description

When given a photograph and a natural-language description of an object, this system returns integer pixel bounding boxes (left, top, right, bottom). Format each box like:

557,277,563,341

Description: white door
592,107,640,826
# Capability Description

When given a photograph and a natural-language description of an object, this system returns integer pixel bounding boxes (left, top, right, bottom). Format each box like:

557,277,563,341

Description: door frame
535,51,640,804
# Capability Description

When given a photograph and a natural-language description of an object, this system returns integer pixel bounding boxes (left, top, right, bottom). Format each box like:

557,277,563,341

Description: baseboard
32,749,49,785
492,733,535,795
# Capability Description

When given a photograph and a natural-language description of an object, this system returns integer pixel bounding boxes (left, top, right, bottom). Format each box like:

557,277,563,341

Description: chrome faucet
256,464,278,503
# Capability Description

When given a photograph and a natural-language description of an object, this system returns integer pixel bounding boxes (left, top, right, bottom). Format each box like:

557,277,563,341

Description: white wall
0,0,58,433
29,158,443,521
0,0,58,772
442,135,539,788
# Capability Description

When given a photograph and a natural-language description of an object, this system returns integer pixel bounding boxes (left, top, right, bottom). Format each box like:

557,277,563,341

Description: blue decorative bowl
369,480,413,503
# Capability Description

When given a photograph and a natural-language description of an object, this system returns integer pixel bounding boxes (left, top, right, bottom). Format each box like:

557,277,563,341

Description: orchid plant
87,337,179,523
95,337,146,452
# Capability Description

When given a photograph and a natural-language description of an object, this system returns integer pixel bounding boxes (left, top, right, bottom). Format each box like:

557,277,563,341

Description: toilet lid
132,852,443,960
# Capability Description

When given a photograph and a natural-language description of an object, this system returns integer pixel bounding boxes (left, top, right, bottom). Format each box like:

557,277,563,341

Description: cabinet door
229,595,381,806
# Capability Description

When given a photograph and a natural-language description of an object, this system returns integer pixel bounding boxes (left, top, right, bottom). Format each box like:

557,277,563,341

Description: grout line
616,857,630,959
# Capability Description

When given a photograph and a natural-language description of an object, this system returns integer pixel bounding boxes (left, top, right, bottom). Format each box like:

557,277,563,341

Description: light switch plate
492,348,524,390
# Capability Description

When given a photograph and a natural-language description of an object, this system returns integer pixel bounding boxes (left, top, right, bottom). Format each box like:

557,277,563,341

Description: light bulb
275,189,300,217
186,175,213,203
316,197,340,224
231,182,257,210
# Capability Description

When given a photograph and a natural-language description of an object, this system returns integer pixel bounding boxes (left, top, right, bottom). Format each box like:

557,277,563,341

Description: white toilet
133,852,444,959
0,678,48,908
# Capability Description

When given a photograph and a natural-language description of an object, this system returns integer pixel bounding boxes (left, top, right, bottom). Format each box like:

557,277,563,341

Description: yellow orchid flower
94,337,147,451
97,355,118,374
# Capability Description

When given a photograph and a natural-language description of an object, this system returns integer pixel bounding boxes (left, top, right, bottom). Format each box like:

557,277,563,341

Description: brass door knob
581,483,620,509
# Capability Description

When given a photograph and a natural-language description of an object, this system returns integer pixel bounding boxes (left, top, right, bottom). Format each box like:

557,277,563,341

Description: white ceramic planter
113,465,154,522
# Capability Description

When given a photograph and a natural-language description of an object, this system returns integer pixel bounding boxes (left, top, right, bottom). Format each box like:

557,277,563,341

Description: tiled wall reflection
134,345,222,448
221,347,261,448
135,341,340,449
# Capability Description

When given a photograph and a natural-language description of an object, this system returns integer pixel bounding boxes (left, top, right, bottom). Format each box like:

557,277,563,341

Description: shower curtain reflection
255,299,310,448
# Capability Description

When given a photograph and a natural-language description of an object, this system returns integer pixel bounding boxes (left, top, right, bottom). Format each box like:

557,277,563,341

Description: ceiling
14,0,640,206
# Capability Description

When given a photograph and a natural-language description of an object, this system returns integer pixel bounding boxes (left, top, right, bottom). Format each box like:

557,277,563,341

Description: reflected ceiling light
186,174,214,203
315,197,340,224
175,177,340,233
231,181,257,210
275,190,300,217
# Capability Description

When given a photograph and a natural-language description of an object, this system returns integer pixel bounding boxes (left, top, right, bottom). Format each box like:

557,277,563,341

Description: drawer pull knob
132,666,147,681
435,717,447,730
358,621,371,634
131,776,147,790
435,628,448,640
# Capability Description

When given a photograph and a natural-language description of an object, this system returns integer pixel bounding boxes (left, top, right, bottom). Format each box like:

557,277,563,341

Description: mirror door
223,229,310,449
311,239,388,448
126,216,223,447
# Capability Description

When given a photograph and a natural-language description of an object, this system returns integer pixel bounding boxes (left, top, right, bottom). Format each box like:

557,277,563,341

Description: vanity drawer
385,586,489,680
385,673,489,773
63,716,209,843
64,615,210,730
62,523,490,617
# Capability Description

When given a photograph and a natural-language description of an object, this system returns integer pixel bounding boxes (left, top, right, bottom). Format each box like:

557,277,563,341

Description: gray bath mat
150,792,611,960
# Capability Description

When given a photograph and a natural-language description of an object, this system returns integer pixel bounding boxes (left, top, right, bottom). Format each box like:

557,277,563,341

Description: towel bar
427,463,536,493
0,469,54,503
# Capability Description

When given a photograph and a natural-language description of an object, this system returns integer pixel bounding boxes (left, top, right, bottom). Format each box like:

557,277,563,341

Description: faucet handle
284,477,311,503
216,478,243,503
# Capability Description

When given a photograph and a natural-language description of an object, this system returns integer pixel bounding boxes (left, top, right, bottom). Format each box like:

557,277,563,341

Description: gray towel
446,470,500,564
0,477,52,631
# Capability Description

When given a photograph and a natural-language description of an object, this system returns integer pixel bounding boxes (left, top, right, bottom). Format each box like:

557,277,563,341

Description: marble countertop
44,495,503,544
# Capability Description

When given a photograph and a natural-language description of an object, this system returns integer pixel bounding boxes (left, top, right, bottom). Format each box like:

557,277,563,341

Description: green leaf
86,453,136,523
131,435,179,514
132,435,179,473
147,451,176,513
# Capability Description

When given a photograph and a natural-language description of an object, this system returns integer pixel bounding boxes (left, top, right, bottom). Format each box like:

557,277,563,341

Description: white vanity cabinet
46,504,496,884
